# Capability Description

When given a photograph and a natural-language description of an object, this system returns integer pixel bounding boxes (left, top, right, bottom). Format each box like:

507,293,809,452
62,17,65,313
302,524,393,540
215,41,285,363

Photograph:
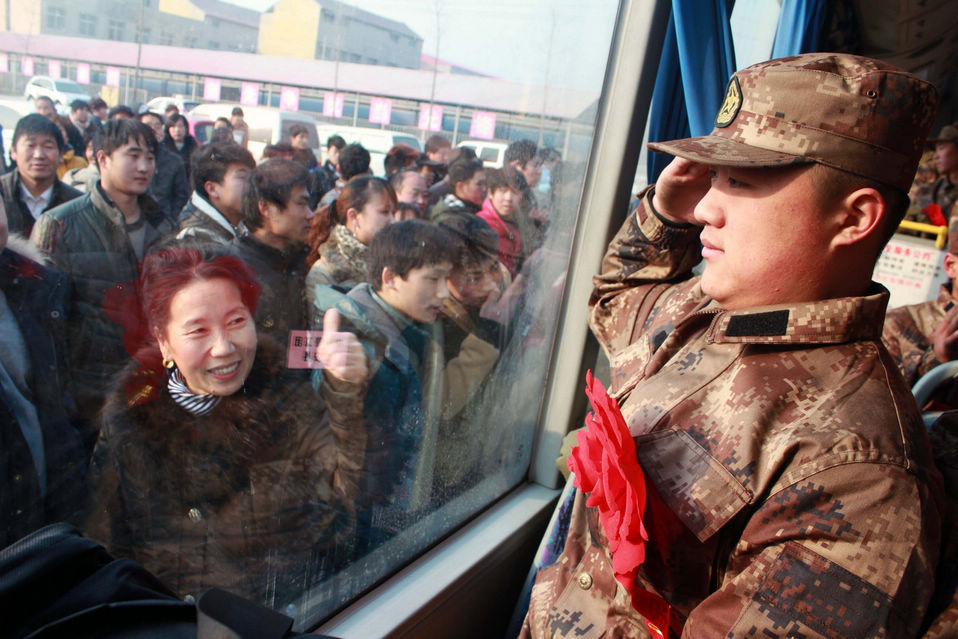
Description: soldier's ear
944,253,958,281
829,187,883,250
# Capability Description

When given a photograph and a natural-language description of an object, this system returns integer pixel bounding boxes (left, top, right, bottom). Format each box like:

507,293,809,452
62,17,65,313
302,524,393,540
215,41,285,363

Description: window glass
4,0,618,631
54,80,83,93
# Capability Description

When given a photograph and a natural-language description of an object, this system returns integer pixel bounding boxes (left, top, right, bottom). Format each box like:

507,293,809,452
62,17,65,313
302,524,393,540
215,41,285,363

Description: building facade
258,0,423,69
2,0,259,53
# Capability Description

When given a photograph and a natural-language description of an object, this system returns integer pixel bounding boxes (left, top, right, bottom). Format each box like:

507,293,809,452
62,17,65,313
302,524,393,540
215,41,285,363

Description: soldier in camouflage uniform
522,53,946,638
883,216,958,388
909,124,958,224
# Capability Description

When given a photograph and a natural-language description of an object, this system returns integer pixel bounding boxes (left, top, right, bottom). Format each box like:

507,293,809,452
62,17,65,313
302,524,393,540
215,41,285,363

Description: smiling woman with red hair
85,246,369,608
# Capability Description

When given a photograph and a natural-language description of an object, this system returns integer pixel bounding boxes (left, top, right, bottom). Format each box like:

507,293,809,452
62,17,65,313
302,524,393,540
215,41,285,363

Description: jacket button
188,507,203,522
13,474,21,483
50,310,60,318
263,318,275,328
577,573,593,590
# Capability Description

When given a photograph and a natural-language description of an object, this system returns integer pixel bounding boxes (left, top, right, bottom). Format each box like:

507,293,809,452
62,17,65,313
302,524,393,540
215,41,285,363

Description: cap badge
715,77,742,128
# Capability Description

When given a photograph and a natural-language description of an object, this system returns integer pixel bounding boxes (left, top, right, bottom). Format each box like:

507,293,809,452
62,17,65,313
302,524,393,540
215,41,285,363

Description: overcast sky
222,0,618,92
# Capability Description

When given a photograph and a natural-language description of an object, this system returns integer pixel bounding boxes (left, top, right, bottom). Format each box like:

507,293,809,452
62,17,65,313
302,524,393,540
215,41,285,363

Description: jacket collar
703,282,890,345
237,232,308,269
189,191,237,238
91,182,164,229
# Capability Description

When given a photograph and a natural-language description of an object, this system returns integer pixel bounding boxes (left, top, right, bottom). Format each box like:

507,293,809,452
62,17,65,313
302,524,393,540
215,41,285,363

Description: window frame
78,13,97,37
108,19,124,41
316,0,671,632
45,7,66,31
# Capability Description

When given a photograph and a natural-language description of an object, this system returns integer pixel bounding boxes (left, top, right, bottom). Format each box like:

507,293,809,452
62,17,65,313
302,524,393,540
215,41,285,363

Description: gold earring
163,358,175,370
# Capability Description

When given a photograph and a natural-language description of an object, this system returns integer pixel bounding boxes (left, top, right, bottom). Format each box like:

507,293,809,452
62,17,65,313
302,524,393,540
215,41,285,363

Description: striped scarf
168,366,220,416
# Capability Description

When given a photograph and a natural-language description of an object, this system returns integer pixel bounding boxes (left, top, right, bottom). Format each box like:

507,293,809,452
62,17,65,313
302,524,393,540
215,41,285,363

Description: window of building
210,17,220,27
78,14,97,37
159,31,174,45
140,27,151,44
321,9,335,21
45,7,66,30
107,19,124,40
209,41,220,49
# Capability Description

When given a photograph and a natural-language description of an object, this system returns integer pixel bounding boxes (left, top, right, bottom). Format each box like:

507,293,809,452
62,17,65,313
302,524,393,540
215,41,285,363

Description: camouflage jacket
911,176,958,223
522,190,943,638
882,284,954,388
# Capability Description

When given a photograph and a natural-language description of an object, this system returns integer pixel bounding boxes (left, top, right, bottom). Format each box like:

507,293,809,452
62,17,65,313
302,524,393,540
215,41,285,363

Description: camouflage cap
933,124,958,145
648,53,939,192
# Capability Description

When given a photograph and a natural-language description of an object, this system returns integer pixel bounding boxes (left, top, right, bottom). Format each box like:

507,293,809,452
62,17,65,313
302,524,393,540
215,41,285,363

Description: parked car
189,103,322,161
145,96,201,116
457,139,510,168
185,115,216,145
23,76,91,111
315,124,421,176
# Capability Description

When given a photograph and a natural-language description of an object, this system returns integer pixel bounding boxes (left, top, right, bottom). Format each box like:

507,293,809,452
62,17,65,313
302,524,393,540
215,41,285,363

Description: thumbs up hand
316,309,367,384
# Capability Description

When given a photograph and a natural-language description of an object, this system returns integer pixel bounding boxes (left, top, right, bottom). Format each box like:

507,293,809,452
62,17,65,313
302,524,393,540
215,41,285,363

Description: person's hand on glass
316,309,367,383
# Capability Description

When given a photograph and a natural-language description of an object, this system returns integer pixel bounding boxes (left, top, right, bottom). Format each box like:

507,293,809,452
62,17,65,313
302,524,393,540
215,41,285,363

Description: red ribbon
568,370,670,636
925,203,946,227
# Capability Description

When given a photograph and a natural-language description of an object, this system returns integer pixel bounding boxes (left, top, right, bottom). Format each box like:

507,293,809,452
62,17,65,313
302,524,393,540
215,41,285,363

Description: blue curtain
771,0,828,58
647,0,737,184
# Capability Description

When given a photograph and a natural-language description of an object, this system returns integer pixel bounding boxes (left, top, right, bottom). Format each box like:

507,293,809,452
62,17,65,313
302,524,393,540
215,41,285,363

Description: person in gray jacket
31,119,174,447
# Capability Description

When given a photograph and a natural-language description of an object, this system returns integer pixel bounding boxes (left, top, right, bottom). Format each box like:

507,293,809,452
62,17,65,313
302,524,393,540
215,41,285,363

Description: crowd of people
3,50,958,638
0,91,573,613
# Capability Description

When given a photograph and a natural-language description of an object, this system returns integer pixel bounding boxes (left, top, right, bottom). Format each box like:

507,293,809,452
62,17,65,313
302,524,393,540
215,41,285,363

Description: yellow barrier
898,220,949,249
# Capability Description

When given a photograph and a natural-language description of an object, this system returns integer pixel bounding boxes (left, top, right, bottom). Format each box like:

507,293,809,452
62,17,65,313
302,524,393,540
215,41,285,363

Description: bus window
0,0,619,632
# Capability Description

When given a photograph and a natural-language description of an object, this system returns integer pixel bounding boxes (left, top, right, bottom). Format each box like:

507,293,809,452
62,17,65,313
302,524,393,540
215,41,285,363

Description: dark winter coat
30,185,175,429
85,339,367,606
149,145,190,221
230,234,310,346
0,170,82,237
161,135,199,180
0,241,86,548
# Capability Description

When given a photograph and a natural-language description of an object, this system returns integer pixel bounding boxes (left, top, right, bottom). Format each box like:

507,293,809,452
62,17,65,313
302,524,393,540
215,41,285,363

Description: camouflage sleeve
589,187,702,354
882,306,940,388
684,463,940,639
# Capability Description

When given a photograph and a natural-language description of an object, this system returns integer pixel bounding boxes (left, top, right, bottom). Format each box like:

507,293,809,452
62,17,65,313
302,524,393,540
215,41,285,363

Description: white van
457,139,510,168
315,124,421,176
189,104,322,162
